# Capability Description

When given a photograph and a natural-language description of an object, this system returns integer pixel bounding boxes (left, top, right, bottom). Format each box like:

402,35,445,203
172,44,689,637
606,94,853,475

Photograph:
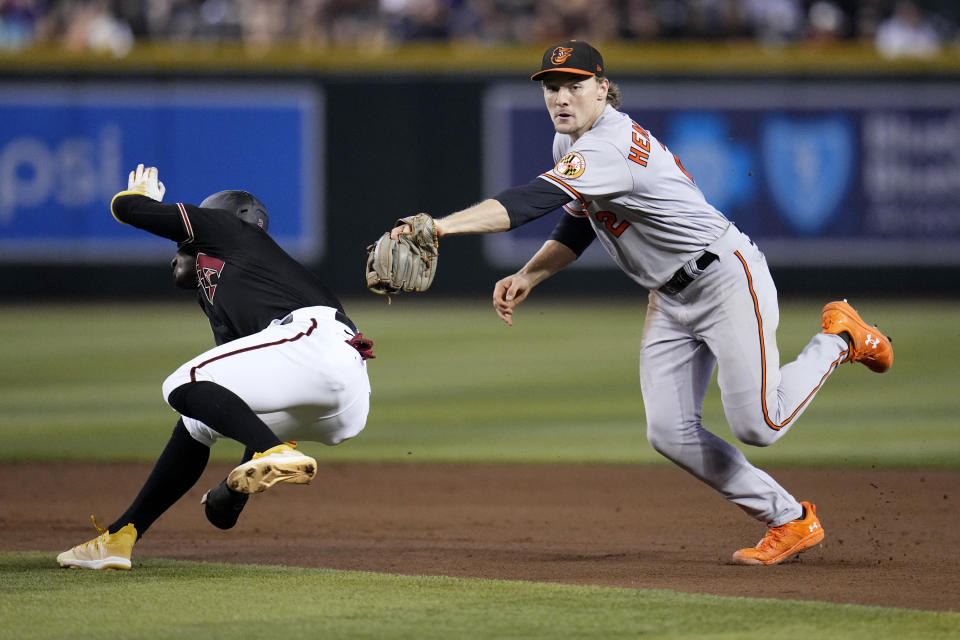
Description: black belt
279,309,358,334
659,251,718,296
335,310,358,334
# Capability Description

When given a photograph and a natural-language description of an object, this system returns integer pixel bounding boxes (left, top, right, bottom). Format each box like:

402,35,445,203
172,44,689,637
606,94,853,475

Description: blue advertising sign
483,82,960,268
0,83,322,262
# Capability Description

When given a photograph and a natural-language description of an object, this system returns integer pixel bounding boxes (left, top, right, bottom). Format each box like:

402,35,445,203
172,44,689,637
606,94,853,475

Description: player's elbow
109,191,141,225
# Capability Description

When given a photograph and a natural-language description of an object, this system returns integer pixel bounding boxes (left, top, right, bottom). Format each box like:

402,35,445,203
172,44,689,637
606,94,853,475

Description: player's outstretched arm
436,199,511,237
391,199,511,241
493,240,578,326
109,164,192,243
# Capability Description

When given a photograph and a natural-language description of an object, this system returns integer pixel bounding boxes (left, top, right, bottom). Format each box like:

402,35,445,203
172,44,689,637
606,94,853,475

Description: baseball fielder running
384,41,893,564
57,165,374,570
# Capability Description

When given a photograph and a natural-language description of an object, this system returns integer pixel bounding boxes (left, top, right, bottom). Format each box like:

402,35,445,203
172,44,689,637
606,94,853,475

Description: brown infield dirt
2,462,958,612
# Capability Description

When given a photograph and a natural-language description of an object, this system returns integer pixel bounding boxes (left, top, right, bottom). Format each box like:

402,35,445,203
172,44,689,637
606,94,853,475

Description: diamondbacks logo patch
196,253,225,303
554,152,586,179
550,46,574,65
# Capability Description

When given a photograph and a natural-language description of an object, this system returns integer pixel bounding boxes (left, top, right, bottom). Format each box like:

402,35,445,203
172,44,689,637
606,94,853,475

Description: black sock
109,419,209,536
797,506,807,521
166,381,283,452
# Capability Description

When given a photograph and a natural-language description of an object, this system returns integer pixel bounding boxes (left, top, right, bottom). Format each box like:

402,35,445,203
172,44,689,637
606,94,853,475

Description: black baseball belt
659,251,718,296
279,309,358,334
335,310,359,334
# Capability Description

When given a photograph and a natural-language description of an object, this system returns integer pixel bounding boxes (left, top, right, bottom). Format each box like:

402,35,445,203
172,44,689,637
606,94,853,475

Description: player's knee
165,382,189,411
723,403,782,447
729,422,778,447
162,370,191,407
739,434,775,448
645,421,683,461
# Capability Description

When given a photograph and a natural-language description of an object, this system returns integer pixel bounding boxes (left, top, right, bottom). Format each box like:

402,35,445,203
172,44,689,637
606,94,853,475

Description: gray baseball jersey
539,105,728,289
537,105,850,527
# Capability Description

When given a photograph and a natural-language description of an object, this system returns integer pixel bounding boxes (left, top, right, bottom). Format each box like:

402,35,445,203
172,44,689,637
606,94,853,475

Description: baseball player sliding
377,41,893,565
57,165,374,570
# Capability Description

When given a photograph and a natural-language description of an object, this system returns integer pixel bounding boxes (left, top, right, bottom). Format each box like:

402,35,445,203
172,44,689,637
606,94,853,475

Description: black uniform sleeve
110,194,191,243
549,212,596,256
494,178,572,229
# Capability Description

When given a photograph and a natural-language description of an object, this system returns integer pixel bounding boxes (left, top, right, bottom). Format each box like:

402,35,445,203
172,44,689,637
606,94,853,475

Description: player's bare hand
493,274,532,326
390,215,439,241
389,223,411,241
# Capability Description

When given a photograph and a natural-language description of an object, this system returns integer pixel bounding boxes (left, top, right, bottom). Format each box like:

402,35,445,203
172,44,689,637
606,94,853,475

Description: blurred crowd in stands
1,0,956,59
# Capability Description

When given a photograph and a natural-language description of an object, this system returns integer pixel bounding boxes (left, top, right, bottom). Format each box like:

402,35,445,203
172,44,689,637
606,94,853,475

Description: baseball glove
365,213,439,295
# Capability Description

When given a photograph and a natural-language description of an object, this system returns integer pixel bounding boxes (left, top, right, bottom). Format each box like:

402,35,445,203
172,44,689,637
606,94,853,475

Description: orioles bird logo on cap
550,46,574,65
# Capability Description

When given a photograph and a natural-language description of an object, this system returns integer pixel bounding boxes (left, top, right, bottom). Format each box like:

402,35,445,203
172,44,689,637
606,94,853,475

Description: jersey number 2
594,211,628,238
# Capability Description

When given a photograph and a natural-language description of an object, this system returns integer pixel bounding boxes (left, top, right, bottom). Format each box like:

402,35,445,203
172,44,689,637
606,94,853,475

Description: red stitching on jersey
177,202,195,243
540,173,587,206
734,251,845,431
189,318,318,382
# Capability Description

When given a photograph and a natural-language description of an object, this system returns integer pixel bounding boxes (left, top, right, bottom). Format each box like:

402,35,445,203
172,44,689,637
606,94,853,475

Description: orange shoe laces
755,521,796,550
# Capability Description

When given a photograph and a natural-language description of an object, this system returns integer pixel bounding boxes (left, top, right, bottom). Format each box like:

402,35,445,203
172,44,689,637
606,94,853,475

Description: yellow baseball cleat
732,501,824,565
57,518,137,570
226,443,317,494
821,299,893,373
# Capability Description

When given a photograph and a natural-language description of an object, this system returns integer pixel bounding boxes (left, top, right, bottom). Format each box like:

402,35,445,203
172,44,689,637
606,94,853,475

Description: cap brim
530,68,597,81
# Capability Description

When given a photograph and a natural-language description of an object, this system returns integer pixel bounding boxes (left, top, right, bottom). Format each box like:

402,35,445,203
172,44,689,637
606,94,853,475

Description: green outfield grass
1,297,958,467
3,299,959,637
1,552,957,640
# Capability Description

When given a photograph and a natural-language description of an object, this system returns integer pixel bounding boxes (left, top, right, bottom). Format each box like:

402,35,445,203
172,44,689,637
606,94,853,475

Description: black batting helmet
199,190,270,231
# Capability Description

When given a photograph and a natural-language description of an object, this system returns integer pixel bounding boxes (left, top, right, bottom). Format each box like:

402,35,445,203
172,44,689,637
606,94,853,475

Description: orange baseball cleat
821,299,893,373
732,501,824,565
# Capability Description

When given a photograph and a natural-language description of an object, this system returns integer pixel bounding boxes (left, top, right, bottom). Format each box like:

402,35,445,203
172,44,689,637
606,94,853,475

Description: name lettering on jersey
196,253,225,304
554,151,586,179
628,122,651,167
627,121,697,184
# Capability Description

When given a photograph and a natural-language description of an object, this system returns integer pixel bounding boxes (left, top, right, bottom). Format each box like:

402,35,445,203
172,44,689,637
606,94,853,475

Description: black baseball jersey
112,194,350,345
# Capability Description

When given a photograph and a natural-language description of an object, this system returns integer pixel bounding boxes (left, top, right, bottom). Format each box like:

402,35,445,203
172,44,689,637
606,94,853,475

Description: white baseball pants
162,306,371,448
